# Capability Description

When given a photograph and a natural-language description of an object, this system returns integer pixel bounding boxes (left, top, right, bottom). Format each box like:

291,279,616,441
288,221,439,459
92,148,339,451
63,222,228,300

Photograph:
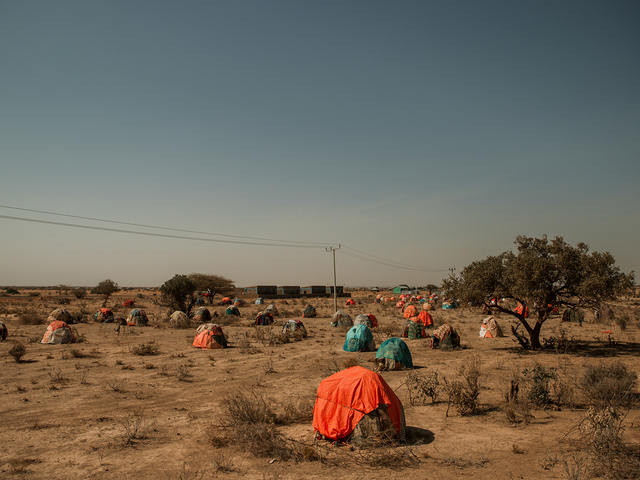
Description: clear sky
1,0,638,288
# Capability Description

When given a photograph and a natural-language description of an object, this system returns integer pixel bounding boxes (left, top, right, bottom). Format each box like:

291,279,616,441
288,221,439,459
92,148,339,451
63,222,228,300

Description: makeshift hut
282,319,307,338
225,306,240,317
562,308,584,323
416,311,434,328
395,301,405,311
422,302,434,311
169,311,190,329
233,298,243,306
265,304,279,317
330,310,353,328
255,312,274,325
313,366,406,444
255,297,264,305
193,307,212,323
479,316,504,338
343,325,375,352
127,309,148,327
94,308,114,323
41,321,75,344
48,309,73,324
0,321,7,341
400,319,427,339
403,305,418,319
123,299,135,308
345,299,355,306
515,303,529,318
430,324,460,349
195,297,205,306
192,323,227,349
220,297,232,305
354,314,373,328
303,305,317,318
375,337,413,371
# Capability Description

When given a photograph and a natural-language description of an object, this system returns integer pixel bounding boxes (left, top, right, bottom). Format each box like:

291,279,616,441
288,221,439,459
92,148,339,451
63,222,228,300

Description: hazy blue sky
1,0,638,288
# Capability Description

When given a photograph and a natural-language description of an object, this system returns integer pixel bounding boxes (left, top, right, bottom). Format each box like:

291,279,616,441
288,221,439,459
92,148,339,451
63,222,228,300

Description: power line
0,204,447,272
0,204,331,247
0,215,325,248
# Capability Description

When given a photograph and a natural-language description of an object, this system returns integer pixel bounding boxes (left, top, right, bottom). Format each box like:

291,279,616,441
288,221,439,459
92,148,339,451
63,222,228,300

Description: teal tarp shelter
343,324,375,352
375,337,413,370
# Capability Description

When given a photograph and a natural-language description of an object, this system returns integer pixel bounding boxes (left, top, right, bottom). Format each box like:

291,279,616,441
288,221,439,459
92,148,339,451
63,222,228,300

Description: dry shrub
130,340,160,356
405,370,440,405
580,361,637,409
8,341,26,363
119,409,154,446
8,458,40,474
17,310,43,325
443,356,481,416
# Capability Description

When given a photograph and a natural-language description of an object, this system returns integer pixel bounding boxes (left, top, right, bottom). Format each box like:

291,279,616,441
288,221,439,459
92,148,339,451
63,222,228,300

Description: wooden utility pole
326,245,341,313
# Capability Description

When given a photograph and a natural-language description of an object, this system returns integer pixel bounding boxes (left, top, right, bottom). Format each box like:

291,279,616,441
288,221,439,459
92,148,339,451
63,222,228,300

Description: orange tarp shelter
312,366,404,440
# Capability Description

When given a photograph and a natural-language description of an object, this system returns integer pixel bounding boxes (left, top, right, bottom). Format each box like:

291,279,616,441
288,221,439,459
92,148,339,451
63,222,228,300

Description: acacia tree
93,279,119,307
160,274,199,316
187,273,235,304
442,235,634,349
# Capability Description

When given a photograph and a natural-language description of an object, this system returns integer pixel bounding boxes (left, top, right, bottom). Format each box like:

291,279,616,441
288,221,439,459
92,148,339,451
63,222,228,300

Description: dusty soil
1,289,640,479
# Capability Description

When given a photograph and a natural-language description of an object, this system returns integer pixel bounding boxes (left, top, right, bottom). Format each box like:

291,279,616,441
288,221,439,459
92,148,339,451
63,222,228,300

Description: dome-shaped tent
41,321,75,344
375,337,413,371
225,306,240,317
193,307,212,323
94,308,114,323
48,308,73,324
479,316,504,338
265,304,278,317
282,319,307,338
345,298,355,306
220,297,232,305
303,305,317,318
400,319,427,339
123,299,135,308
343,325,375,352
127,309,148,327
403,305,418,319
169,311,190,329
354,314,373,328
330,310,353,328
416,311,434,328
193,323,227,349
255,312,274,325
255,297,264,305
430,324,460,349
313,366,406,443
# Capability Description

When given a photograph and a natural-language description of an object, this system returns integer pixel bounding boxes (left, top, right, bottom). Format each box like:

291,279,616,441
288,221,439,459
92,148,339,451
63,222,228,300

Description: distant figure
207,289,213,304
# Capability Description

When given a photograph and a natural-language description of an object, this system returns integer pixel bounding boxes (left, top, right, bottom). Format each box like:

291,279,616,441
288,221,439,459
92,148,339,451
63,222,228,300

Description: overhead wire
0,204,446,271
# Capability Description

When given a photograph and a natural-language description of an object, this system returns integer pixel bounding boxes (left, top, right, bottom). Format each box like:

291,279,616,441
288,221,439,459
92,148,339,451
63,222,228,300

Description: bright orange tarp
367,314,379,328
416,311,433,327
403,305,418,318
312,366,404,440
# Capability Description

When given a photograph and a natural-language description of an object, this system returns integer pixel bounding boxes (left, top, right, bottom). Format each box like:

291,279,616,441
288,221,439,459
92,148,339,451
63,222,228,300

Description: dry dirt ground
1,290,640,480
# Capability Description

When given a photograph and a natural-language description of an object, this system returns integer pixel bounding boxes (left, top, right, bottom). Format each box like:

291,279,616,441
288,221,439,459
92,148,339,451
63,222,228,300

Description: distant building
393,285,418,295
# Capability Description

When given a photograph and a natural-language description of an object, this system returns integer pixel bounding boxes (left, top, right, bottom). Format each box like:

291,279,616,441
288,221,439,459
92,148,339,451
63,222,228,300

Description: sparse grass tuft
9,341,26,363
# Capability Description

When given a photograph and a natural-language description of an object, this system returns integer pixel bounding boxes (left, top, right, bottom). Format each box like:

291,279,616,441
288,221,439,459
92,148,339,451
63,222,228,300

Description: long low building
242,285,348,298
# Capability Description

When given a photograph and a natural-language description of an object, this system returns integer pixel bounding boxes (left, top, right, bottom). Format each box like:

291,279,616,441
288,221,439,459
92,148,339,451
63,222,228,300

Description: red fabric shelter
416,311,433,327
403,305,418,318
312,366,404,440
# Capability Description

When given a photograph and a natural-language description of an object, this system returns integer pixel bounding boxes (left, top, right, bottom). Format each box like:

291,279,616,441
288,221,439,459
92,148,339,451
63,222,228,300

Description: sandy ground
1,289,639,479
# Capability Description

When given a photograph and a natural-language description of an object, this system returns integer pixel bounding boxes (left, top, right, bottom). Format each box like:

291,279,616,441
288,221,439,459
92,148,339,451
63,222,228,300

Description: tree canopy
187,273,235,298
442,235,634,349
92,279,119,307
160,275,198,316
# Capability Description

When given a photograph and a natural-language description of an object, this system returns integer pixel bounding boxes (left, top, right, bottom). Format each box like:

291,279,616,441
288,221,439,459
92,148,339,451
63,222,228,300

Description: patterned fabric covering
401,319,426,339
330,310,353,328
127,309,148,326
194,307,212,323
169,311,190,328
265,304,279,316
303,305,317,318
256,313,274,325
41,321,75,344
354,314,373,328
430,323,460,349
193,323,227,349
48,308,73,324
225,306,240,316
479,316,504,338
282,319,307,337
